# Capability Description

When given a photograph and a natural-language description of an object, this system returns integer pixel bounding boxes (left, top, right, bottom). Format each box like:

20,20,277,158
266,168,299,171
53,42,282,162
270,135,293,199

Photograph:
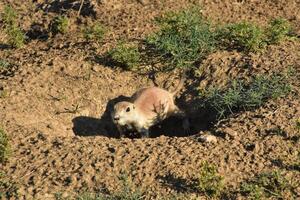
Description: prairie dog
111,73,189,138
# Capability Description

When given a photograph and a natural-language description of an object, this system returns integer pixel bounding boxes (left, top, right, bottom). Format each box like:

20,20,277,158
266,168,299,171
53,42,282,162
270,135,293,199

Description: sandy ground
0,0,299,199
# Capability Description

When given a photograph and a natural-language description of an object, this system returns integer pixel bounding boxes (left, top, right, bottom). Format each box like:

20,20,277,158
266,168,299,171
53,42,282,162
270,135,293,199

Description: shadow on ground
72,95,131,137
72,69,218,139
158,173,198,194
38,0,96,17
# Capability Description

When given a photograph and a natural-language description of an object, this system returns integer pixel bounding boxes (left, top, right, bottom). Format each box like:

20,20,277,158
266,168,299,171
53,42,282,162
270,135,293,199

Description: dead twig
77,0,84,16
56,104,83,115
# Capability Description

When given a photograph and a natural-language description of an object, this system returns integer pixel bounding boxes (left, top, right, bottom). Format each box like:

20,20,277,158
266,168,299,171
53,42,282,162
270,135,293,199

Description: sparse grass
109,42,141,70
266,18,292,44
0,60,11,69
50,15,69,35
0,173,19,199
217,18,293,52
197,161,224,198
200,73,292,119
2,5,25,48
83,23,106,43
0,90,8,99
105,172,144,200
296,118,300,131
0,127,10,163
58,172,144,200
217,21,266,52
146,6,216,69
240,171,296,199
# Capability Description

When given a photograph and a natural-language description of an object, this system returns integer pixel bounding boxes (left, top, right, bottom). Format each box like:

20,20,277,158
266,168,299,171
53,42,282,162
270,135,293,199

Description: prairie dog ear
133,105,135,109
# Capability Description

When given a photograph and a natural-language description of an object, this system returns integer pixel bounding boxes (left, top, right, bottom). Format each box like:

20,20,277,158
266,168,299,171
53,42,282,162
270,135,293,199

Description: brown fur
110,74,189,138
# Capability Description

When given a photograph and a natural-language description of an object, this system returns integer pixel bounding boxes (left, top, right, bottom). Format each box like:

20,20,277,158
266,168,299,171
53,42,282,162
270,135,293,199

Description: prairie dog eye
126,107,130,112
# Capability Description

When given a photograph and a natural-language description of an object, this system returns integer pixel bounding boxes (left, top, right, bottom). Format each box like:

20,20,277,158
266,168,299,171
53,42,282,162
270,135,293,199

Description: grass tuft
200,73,292,119
0,127,10,163
0,173,19,199
217,21,266,52
296,119,300,131
266,18,292,44
2,5,25,48
146,6,216,69
0,60,11,69
58,172,144,200
241,171,296,199
109,42,141,70
83,23,106,43
50,15,69,35
198,161,224,198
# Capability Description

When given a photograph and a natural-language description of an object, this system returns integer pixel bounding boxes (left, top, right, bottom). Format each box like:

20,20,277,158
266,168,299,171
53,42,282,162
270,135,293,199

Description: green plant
146,6,216,69
110,172,144,200
201,73,292,119
198,161,224,198
109,42,140,70
0,172,18,199
63,172,144,200
295,118,300,131
83,23,106,43
218,21,266,52
0,127,10,163
50,15,69,35
2,5,25,48
0,90,8,99
266,18,292,44
241,171,296,199
0,60,10,69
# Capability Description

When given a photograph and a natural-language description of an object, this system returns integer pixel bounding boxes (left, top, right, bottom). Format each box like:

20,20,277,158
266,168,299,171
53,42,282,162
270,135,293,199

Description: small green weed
217,21,266,52
2,5,25,48
109,42,140,70
83,23,106,43
0,127,10,163
60,172,144,200
146,6,216,69
50,15,69,35
201,73,291,119
266,18,292,44
295,118,300,131
0,60,11,69
198,161,224,198
0,173,18,199
0,90,8,99
109,172,144,200
241,171,296,199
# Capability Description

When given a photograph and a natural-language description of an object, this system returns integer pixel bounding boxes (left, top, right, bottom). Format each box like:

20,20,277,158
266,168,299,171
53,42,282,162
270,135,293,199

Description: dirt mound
0,0,300,199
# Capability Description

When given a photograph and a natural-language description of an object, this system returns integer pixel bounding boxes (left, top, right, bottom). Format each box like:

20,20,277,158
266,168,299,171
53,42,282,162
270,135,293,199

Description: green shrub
146,6,216,69
0,60,11,69
266,18,292,44
2,5,25,48
241,171,296,199
83,23,106,43
109,42,140,70
198,161,224,198
0,127,10,163
201,73,291,119
218,21,266,52
50,15,69,35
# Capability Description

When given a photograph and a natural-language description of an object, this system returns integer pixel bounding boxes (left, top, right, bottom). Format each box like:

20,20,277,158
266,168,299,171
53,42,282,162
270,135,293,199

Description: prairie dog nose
114,116,120,121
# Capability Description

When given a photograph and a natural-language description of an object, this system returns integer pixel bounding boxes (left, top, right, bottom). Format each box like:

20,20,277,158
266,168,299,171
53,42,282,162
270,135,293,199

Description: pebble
198,134,217,143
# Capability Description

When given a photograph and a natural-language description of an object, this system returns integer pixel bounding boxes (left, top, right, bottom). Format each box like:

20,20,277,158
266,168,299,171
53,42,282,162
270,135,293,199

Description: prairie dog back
132,87,175,118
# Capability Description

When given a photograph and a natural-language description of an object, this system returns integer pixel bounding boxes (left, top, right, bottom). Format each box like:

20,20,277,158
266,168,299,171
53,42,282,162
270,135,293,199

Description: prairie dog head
111,101,136,126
